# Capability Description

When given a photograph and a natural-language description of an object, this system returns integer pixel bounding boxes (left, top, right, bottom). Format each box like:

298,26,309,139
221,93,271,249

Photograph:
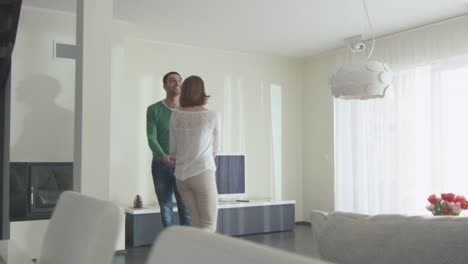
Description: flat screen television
215,153,245,195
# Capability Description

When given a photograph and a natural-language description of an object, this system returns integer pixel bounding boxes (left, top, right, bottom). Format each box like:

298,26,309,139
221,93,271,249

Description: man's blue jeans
151,160,192,227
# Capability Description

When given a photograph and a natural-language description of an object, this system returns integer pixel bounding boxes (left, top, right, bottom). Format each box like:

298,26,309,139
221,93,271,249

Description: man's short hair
162,71,181,85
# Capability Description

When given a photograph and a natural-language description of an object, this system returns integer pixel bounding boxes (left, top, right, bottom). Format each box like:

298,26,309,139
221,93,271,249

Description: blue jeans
151,160,192,227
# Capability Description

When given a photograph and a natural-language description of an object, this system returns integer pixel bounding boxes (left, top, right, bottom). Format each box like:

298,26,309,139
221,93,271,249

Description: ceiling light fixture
329,0,393,100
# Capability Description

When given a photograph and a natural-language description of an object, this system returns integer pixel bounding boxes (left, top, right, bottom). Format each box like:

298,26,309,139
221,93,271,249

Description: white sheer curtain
334,15,468,215
335,56,468,215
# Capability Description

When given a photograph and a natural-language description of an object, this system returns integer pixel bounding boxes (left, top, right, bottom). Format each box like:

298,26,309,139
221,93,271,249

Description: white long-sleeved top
169,109,221,180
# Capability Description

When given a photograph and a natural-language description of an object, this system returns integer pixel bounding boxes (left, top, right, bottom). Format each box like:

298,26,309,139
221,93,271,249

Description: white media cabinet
125,200,295,247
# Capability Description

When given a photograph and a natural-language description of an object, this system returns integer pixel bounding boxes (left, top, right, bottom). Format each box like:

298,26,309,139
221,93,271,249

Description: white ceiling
23,0,468,57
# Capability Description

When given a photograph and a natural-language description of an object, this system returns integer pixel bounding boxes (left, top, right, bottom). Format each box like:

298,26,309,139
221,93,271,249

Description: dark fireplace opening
10,162,73,221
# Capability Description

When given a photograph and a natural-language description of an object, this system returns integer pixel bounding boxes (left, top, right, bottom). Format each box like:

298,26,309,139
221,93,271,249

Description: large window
335,56,468,215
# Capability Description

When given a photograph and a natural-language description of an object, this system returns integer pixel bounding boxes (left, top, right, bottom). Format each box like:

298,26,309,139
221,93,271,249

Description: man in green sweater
146,71,191,227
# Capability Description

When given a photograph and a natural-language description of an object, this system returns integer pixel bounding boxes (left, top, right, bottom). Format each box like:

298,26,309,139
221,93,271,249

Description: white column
75,0,113,200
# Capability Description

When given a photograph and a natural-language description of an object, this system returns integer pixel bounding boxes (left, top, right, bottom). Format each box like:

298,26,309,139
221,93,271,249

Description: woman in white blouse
169,75,221,232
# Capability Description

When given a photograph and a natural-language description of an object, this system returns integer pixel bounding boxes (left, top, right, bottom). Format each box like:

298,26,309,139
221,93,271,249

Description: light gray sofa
310,210,468,264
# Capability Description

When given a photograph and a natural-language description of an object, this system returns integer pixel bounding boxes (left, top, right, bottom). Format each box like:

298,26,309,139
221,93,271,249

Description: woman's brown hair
180,75,210,107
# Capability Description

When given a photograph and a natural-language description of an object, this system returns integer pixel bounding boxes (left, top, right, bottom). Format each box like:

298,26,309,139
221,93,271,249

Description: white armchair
38,191,121,264
146,226,332,264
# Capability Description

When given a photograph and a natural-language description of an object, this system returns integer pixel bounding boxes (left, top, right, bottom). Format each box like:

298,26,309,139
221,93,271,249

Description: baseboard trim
115,249,127,255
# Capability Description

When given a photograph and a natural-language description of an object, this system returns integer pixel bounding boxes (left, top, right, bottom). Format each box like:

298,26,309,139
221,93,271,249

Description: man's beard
167,86,180,96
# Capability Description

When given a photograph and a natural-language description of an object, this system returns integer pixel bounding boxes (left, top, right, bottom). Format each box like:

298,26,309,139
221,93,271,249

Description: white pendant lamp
329,0,393,100
330,60,392,99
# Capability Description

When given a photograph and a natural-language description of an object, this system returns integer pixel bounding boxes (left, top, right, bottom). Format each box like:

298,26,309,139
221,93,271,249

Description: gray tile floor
113,223,315,264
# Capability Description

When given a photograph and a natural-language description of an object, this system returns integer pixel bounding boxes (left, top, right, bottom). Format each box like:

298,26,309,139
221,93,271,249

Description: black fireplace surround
10,162,73,221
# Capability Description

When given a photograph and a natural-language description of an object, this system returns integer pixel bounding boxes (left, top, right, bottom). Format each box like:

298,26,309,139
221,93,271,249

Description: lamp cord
362,0,375,59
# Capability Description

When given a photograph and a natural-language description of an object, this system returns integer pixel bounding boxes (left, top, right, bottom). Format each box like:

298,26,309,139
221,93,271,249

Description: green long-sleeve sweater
146,101,172,161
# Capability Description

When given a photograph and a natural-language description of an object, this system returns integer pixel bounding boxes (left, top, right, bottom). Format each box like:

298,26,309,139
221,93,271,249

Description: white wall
10,7,75,162
10,7,76,258
109,23,305,220
301,55,336,219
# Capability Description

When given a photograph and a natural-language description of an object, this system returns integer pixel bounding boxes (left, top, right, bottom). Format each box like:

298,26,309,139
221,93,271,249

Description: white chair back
146,226,332,264
39,191,121,264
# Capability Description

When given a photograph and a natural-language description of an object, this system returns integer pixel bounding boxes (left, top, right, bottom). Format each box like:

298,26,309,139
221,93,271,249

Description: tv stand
125,200,295,248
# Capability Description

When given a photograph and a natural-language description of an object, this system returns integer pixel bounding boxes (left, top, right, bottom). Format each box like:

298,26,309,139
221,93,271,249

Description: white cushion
147,226,333,264
311,210,468,264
